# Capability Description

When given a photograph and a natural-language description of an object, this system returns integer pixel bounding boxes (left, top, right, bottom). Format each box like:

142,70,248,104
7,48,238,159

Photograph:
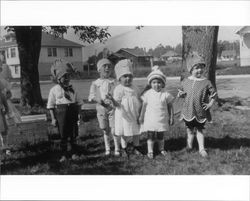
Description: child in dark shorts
178,52,217,157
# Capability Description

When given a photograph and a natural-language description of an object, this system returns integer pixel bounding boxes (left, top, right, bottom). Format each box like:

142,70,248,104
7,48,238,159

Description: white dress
114,84,141,136
142,89,174,132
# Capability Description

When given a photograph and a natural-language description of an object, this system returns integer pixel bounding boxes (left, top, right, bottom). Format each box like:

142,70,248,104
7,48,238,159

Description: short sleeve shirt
47,84,83,109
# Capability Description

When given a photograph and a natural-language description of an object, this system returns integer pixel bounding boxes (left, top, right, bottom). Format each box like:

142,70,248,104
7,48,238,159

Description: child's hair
186,52,205,73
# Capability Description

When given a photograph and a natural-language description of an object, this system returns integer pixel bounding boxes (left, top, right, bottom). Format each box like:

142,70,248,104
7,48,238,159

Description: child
178,52,217,157
107,59,142,157
139,66,174,159
88,58,119,156
0,80,9,156
47,59,83,162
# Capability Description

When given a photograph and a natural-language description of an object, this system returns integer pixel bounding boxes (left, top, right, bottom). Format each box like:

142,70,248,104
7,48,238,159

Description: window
10,48,16,58
14,65,19,74
47,47,57,57
64,48,73,57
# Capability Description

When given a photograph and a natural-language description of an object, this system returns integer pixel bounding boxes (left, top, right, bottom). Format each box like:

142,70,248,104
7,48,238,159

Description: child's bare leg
186,128,194,149
147,131,154,158
157,132,167,155
120,136,127,149
196,129,208,157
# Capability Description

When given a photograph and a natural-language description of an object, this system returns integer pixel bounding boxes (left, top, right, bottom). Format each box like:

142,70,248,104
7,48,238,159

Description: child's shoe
71,154,80,161
185,146,193,153
121,148,129,158
105,150,111,156
59,155,67,163
5,150,11,156
147,152,154,159
199,149,208,158
133,147,143,156
160,150,167,156
114,150,121,156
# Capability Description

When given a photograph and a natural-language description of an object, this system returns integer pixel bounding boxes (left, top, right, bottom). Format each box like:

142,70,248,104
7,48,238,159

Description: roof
0,32,83,48
0,40,16,49
161,50,179,57
41,32,82,47
221,50,236,56
117,48,152,57
236,26,250,35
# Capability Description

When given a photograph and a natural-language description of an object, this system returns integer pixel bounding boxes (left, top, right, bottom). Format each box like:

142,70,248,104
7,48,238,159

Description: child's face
151,78,164,92
99,64,112,78
59,73,70,86
191,64,205,78
120,74,133,87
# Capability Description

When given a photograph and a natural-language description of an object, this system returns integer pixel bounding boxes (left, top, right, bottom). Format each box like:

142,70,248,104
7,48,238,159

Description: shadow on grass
206,135,250,150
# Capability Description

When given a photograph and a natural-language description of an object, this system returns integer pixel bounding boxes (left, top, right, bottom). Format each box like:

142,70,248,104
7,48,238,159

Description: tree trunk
181,26,219,89
14,26,44,107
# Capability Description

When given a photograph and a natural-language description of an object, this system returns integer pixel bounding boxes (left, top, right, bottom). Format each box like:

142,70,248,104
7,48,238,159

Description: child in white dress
178,52,217,157
139,66,174,159
108,59,142,157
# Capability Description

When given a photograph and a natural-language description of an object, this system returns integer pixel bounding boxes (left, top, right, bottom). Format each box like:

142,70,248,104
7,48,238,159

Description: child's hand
169,118,174,125
138,115,144,124
51,118,57,127
202,102,212,110
177,89,186,98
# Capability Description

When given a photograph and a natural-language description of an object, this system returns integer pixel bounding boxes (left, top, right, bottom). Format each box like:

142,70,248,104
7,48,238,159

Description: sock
121,136,127,149
112,135,120,152
196,130,205,151
187,128,194,148
103,133,110,152
147,139,154,154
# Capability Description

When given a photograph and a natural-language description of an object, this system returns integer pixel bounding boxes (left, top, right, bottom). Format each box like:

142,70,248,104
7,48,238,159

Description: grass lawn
1,96,250,175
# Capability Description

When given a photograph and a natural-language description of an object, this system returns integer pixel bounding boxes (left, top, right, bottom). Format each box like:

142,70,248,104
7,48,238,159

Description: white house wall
5,46,20,66
239,34,250,66
38,46,83,76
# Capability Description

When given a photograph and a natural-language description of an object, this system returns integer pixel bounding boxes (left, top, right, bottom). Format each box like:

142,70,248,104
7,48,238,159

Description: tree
6,26,110,107
181,26,219,89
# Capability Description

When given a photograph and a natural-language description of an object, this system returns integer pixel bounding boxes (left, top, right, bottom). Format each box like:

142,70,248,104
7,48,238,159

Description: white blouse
47,84,83,109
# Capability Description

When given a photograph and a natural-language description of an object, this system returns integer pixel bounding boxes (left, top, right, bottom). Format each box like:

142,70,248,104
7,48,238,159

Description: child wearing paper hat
178,52,217,158
107,59,142,157
47,58,83,162
139,66,174,159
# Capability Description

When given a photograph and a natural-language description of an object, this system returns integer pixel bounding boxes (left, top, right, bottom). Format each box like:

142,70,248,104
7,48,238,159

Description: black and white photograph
0,1,250,201
1,25,250,175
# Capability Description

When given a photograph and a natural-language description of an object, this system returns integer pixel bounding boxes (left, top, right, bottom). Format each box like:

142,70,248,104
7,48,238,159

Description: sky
0,26,242,61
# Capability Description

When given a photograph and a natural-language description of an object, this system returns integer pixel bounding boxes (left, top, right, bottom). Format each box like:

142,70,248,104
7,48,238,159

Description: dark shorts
184,119,205,130
147,131,164,140
55,103,79,143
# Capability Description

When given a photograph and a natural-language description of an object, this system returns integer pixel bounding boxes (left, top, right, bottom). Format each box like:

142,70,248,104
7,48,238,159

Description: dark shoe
147,152,154,159
121,148,129,158
133,147,143,156
185,147,193,153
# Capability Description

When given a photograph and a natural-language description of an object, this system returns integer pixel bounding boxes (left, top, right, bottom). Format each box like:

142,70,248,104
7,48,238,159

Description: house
160,50,182,62
0,32,83,78
116,48,153,68
220,50,237,61
236,26,250,66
